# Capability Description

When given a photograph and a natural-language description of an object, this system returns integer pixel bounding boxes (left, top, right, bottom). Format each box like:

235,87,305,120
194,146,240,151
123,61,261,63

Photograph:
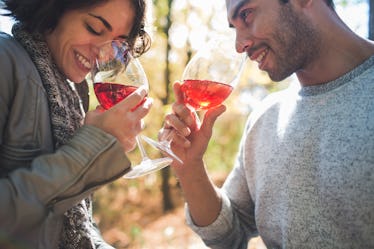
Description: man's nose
235,32,254,53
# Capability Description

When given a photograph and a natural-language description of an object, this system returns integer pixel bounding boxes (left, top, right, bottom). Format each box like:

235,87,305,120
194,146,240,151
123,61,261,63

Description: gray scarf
12,23,96,249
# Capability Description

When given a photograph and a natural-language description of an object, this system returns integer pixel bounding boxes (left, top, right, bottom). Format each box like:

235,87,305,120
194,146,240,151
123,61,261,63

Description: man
160,0,374,248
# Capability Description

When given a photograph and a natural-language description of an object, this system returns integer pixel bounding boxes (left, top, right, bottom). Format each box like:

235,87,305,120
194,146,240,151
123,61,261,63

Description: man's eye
240,9,252,22
86,24,101,35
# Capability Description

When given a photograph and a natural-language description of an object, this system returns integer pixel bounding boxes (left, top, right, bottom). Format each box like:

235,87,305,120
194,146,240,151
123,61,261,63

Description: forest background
0,0,372,248
91,1,373,248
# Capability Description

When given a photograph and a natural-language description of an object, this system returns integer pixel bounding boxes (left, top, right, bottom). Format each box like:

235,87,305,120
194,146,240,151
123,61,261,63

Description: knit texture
187,55,374,249
12,23,96,249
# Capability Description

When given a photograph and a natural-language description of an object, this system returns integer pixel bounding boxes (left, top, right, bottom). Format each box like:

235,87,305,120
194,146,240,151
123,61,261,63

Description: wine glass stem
193,109,201,128
136,136,149,160
185,103,201,128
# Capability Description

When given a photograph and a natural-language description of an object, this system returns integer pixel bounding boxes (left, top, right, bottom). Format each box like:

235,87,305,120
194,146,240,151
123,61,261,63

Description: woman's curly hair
2,0,151,57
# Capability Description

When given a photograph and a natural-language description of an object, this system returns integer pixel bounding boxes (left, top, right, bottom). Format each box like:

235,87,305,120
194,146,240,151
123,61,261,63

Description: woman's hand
159,82,226,170
85,86,152,153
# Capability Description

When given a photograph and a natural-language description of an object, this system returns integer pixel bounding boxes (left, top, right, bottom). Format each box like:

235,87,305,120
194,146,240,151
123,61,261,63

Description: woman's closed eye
85,23,102,36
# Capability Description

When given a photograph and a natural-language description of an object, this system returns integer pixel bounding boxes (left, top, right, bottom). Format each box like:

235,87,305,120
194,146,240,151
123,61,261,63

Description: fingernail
184,140,191,148
183,127,191,136
144,97,153,108
137,85,148,95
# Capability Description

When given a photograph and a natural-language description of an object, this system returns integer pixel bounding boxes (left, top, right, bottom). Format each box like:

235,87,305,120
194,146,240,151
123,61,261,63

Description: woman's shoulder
0,31,43,93
0,31,31,61
0,31,18,50
0,31,41,79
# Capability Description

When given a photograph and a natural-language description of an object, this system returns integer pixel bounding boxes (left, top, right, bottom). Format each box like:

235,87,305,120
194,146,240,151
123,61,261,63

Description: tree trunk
160,0,174,212
370,0,374,40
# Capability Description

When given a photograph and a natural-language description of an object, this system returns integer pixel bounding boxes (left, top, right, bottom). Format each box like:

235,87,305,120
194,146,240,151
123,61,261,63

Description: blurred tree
370,0,373,39
90,0,373,247
149,0,236,212
152,0,175,212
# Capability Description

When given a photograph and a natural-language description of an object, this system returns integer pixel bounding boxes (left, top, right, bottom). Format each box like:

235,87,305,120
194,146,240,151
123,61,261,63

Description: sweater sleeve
0,33,132,236
185,133,258,249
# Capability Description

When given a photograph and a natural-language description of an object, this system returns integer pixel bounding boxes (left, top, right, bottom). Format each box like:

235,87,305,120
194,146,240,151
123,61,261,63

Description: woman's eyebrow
88,13,112,31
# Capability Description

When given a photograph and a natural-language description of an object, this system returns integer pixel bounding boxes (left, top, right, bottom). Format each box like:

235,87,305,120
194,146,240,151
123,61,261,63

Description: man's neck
296,33,374,86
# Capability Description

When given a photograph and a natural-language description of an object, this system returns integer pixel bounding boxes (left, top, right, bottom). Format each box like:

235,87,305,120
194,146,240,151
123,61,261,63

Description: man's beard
267,4,321,82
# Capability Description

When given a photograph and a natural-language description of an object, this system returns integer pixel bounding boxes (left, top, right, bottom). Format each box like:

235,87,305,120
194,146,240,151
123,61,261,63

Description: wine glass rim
98,39,129,47
94,39,134,65
97,39,132,56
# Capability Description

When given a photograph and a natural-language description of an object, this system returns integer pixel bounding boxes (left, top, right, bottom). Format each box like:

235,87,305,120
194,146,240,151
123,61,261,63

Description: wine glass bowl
145,36,246,165
181,37,247,111
91,40,147,110
179,79,234,111
90,40,173,178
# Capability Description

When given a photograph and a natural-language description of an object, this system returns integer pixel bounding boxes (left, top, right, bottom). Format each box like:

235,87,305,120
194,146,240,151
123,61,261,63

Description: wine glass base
123,157,173,179
141,135,183,164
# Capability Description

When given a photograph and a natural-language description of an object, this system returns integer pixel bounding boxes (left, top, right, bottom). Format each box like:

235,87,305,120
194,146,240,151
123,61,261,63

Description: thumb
200,105,226,136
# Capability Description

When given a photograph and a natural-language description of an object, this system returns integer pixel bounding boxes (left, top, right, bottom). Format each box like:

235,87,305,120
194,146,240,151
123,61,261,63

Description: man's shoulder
360,55,374,77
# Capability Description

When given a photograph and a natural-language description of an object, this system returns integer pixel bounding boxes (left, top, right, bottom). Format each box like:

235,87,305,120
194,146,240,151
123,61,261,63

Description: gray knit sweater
186,55,374,249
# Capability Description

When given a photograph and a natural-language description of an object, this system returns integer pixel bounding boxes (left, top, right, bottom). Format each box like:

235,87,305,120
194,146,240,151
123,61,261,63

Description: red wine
180,79,233,110
94,82,144,110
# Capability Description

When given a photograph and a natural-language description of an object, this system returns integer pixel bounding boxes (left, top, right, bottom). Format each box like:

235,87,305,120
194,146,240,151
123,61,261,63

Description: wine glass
90,40,173,178
143,36,247,164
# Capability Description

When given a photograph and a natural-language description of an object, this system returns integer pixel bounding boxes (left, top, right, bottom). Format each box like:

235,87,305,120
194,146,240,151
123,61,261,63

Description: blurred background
0,0,372,248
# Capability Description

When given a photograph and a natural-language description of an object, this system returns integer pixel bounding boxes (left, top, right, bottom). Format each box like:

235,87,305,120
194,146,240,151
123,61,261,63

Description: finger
133,120,144,134
131,97,153,119
164,113,191,137
170,131,191,148
158,126,172,141
140,119,145,130
172,103,198,131
200,105,226,135
158,127,191,148
95,105,106,113
120,136,137,153
115,85,148,112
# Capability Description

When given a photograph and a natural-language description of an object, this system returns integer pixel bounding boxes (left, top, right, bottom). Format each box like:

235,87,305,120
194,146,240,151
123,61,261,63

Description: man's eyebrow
88,13,112,31
228,0,250,27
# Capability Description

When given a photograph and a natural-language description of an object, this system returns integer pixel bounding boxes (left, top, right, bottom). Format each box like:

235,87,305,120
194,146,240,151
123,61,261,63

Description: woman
0,0,151,248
